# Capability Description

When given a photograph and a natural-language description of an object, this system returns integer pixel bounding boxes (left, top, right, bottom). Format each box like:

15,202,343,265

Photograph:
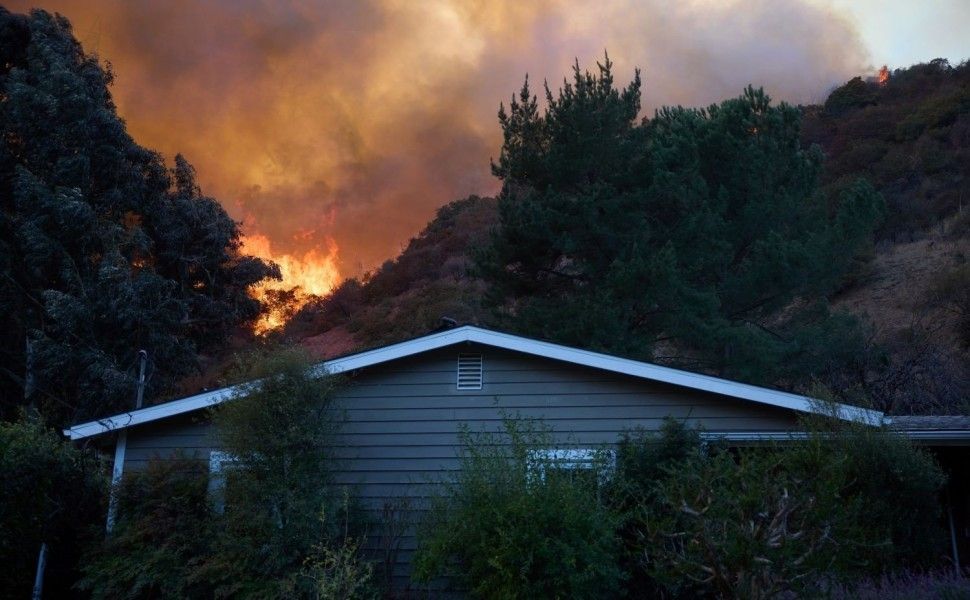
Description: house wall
117,342,801,591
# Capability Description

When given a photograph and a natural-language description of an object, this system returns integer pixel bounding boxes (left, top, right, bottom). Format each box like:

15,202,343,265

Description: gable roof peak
65,325,884,440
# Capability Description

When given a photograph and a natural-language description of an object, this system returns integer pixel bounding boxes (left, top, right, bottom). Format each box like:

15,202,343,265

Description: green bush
0,418,105,599
824,77,878,115
77,457,213,600
414,418,623,599
79,348,379,599
606,416,946,598
608,420,704,596
788,414,948,571
640,447,846,598
200,348,372,598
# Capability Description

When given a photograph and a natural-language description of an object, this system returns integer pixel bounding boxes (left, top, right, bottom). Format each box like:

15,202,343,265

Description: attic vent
457,353,483,390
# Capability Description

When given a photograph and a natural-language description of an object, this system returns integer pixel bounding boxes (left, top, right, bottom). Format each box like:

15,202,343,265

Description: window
529,448,616,487
208,451,236,514
457,353,483,390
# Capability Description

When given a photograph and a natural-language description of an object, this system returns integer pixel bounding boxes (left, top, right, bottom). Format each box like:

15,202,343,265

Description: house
65,325,970,588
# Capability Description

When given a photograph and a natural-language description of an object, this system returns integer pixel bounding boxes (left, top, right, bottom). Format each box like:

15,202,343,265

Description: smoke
7,0,868,275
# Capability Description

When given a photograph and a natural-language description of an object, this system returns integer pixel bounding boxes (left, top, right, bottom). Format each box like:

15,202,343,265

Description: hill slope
286,62,970,414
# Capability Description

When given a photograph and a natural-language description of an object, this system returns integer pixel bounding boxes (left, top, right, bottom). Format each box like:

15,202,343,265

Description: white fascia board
454,329,884,425
66,325,883,440
66,327,475,440
703,430,970,444
898,430,970,443
65,386,237,440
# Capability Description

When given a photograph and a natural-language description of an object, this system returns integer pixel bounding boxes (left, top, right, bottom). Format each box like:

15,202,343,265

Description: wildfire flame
241,233,341,334
877,65,890,85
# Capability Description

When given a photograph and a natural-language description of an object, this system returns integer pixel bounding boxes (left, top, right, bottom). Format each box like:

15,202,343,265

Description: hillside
802,59,970,240
286,61,970,415
283,195,499,357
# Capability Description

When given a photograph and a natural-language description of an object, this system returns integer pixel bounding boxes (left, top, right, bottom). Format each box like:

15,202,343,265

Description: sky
5,0,970,295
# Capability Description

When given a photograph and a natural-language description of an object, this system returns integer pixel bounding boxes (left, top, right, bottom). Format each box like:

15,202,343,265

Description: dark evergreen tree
480,56,884,386
0,9,278,425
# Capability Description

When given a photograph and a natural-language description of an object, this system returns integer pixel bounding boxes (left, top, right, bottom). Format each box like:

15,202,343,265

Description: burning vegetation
241,234,341,334
878,64,890,85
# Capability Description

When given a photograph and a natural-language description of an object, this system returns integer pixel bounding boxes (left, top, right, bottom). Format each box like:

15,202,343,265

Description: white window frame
528,448,616,485
208,451,237,514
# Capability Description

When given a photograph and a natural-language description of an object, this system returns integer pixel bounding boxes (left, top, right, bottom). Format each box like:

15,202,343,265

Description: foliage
299,493,378,600
608,420,704,596
77,457,213,600
608,417,947,598
642,448,848,598
80,350,377,599
479,55,884,388
288,195,498,348
413,417,622,599
824,76,877,115
789,412,948,570
0,418,105,600
200,347,368,598
829,569,970,600
0,8,277,425
804,59,970,240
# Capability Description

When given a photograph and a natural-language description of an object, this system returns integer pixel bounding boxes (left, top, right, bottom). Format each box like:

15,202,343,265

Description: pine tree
479,56,884,387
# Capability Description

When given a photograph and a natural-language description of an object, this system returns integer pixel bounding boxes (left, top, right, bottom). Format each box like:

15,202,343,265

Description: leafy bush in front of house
79,348,379,599
200,347,376,598
608,417,948,598
607,420,706,597
413,418,623,599
787,413,948,572
0,418,105,600
77,456,213,600
633,443,852,598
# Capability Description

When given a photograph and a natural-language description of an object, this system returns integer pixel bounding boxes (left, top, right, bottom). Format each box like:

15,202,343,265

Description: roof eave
66,325,884,440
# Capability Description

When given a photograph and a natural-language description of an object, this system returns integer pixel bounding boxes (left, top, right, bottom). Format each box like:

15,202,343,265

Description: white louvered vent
457,353,483,390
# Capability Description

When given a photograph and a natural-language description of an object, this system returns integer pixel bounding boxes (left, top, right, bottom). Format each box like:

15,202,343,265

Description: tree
0,419,105,599
198,348,371,598
479,55,884,387
0,8,278,425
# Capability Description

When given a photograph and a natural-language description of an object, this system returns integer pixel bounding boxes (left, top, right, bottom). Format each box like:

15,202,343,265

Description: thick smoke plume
8,0,868,281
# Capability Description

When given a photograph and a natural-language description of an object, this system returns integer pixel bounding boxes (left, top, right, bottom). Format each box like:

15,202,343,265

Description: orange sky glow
8,0,964,328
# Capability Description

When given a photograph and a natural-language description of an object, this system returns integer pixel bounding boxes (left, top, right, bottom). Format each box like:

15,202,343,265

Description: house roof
65,325,885,441
887,416,970,444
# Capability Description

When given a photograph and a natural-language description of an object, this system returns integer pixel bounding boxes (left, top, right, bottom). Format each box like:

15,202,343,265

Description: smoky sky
7,0,870,274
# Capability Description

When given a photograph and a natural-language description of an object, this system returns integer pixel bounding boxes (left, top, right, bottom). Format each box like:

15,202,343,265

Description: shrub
611,416,947,598
637,444,848,598
413,418,622,599
199,347,370,598
77,457,213,600
0,418,105,599
789,414,948,571
80,348,378,599
829,569,970,600
608,420,704,596
299,493,378,600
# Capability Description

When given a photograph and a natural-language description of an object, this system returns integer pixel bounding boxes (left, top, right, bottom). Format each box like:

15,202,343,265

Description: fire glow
878,65,891,85
4,0,874,331
241,234,341,334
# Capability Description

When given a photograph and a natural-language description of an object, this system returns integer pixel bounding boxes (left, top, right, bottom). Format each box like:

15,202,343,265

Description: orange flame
877,65,890,85
241,233,341,334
